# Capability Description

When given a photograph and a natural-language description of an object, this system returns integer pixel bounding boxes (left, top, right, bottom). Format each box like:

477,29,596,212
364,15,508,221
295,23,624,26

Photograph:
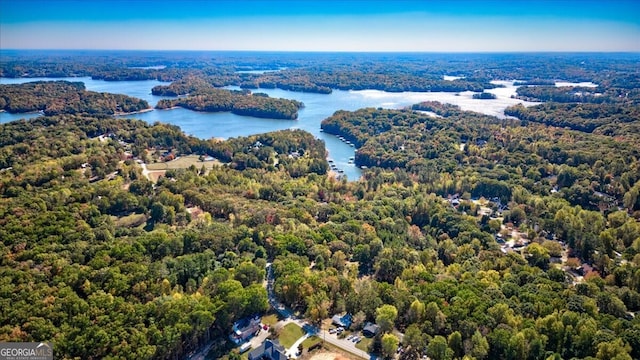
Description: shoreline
114,107,154,116
156,105,299,120
0,109,44,114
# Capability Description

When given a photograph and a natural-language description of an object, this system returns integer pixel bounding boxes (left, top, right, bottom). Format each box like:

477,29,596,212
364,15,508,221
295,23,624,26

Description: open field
146,155,222,170
279,323,304,349
113,213,147,228
354,337,371,352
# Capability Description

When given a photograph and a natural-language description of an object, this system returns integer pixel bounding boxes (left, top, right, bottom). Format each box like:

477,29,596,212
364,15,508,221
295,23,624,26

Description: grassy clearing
355,337,372,352
302,335,322,349
146,155,221,170
279,323,304,348
262,314,279,327
113,213,147,228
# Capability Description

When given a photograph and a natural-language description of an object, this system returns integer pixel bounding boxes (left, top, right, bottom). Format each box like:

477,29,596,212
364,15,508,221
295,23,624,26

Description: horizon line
2,49,640,54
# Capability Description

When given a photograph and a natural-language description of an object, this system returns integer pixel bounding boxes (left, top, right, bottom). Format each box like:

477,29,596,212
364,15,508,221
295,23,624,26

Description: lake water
235,68,286,74
128,65,167,70
0,77,539,180
554,81,598,88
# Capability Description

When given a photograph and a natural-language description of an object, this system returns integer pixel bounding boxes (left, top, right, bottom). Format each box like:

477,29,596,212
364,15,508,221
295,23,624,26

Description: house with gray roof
248,339,287,360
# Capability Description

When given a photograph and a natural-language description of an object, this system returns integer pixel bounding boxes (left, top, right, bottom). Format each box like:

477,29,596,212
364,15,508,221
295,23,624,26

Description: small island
155,88,303,120
513,79,556,86
472,92,497,100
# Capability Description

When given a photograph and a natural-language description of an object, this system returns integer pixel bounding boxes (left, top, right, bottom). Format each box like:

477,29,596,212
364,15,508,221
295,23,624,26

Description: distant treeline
514,85,630,104
505,102,640,134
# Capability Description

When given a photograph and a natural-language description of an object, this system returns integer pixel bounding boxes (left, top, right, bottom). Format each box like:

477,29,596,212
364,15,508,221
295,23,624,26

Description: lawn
262,314,279,327
279,323,305,348
301,335,322,349
113,213,147,228
355,337,372,352
146,155,221,170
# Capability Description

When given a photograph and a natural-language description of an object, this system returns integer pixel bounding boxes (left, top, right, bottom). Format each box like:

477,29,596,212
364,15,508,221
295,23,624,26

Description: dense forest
0,115,329,359
504,103,640,135
0,51,639,360
0,81,150,115
514,85,639,104
1,111,639,360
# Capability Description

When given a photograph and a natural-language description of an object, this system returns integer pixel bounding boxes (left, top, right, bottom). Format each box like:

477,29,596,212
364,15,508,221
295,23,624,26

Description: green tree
381,333,400,359
448,331,463,359
427,335,453,360
243,284,269,317
376,304,398,333
404,324,427,350
234,261,265,287
407,299,425,323
469,331,489,360
352,310,366,330
596,338,632,360
306,291,332,324
526,243,550,269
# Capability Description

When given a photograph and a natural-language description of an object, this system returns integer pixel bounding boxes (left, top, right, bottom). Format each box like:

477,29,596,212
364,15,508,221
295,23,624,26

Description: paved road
138,162,151,181
318,331,370,359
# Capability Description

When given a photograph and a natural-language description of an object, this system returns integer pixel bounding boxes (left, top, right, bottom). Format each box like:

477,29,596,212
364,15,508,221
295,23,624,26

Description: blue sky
1,0,639,51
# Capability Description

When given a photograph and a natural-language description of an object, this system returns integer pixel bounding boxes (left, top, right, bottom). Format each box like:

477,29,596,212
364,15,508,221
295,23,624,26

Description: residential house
362,322,380,338
230,316,261,344
331,313,352,328
248,339,287,360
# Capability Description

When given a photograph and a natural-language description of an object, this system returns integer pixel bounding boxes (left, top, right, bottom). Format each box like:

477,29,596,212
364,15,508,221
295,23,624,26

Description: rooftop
248,339,287,360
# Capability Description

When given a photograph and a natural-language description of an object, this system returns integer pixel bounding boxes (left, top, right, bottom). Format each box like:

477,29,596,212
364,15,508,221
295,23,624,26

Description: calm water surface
1,76,556,180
